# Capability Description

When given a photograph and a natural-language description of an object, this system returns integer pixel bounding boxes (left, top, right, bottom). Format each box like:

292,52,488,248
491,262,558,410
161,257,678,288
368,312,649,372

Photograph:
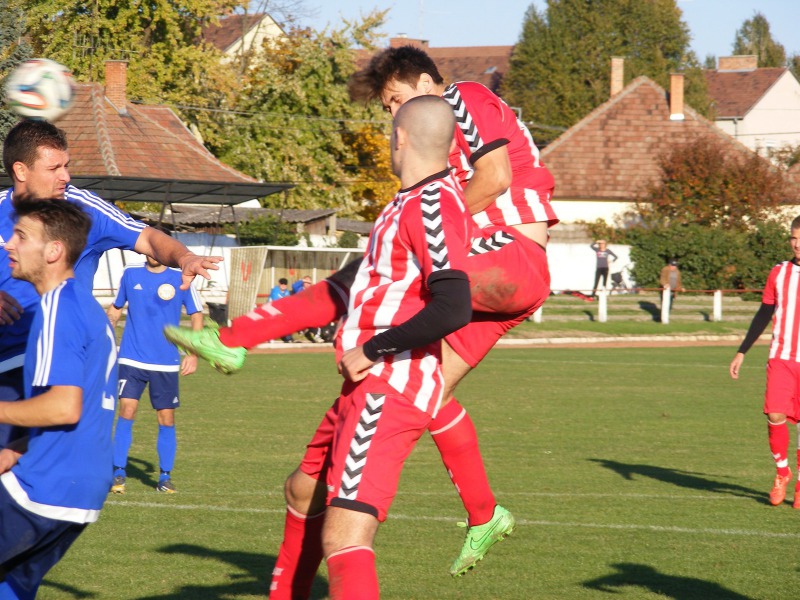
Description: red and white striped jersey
763,261,800,361
341,170,471,415
441,81,558,228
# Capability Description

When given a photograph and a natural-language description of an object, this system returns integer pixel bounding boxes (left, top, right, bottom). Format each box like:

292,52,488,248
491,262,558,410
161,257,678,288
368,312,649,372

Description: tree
732,12,786,68
0,0,31,143
211,13,397,218
21,0,241,138
228,215,299,246
502,0,712,142
640,134,787,229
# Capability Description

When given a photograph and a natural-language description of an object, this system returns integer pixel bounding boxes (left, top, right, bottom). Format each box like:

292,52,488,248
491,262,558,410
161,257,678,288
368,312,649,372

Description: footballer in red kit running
731,215,800,509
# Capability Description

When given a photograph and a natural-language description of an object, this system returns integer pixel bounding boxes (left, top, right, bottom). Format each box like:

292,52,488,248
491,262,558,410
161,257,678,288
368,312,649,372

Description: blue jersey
270,285,291,302
0,279,117,523
114,265,202,370
0,185,144,373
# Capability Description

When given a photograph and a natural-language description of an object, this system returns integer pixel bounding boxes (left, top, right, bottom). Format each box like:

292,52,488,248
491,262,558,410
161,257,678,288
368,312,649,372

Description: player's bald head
393,95,455,161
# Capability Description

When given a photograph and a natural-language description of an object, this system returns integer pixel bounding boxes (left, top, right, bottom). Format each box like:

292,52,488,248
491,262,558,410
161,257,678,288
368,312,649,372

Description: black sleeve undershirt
362,270,472,361
738,303,775,354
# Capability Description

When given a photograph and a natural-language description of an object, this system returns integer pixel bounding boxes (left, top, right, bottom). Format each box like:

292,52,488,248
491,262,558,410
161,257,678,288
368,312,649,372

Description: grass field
37,344,800,600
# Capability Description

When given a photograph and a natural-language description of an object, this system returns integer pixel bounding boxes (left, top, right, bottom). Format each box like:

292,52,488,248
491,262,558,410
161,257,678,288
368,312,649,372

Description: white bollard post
713,290,722,322
661,287,671,324
598,289,608,323
532,305,543,323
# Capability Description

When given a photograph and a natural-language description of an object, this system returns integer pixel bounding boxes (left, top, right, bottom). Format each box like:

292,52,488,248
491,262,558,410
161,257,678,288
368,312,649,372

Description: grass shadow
134,544,327,600
584,562,754,599
583,310,595,322
39,580,98,599
637,300,661,322
589,458,768,504
125,456,157,489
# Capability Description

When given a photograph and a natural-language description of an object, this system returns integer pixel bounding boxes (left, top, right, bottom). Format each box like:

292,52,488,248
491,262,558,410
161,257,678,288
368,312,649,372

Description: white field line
105,500,800,539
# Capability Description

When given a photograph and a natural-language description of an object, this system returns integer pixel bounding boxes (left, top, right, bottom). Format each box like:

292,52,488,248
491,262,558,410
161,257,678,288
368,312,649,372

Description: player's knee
767,413,787,424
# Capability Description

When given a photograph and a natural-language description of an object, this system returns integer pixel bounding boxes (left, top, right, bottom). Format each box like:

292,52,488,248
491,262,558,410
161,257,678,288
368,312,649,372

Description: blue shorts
118,364,180,410
0,482,87,599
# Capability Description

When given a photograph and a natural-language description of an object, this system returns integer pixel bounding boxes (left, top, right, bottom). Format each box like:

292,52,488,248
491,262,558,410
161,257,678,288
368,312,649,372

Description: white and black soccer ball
5,59,76,122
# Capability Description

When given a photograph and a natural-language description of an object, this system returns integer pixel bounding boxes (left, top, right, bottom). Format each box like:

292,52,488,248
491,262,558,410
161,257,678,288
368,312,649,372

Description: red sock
220,280,348,349
429,399,496,525
768,421,790,477
326,546,378,600
269,507,325,600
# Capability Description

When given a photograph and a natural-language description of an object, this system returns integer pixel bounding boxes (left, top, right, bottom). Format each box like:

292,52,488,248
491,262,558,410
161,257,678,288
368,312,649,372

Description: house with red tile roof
202,13,285,61
704,55,800,154
540,59,793,228
19,60,292,208
358,37,513,94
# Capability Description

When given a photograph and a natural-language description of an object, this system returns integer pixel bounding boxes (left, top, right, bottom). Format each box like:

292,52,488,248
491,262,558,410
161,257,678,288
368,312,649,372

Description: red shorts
446,229,551,368
299,376,431,522
765,359,800,423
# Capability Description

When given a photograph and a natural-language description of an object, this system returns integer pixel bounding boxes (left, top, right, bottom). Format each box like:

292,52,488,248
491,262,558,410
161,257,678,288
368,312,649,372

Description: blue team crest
157,283,176,301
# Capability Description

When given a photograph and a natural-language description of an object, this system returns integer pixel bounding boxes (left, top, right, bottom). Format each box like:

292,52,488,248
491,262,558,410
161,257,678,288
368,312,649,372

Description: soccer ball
5,59,76,122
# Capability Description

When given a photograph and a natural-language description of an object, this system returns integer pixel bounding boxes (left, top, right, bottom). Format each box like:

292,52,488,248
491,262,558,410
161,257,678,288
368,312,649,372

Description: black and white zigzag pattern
442,84,483,154
421,187,450,271
338,393,385,501
470,230,516,256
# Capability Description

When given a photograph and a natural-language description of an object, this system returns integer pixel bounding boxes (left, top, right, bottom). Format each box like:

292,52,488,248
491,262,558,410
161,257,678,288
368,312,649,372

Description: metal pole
598,290,608,323
661,287,671,324
713,290,722,322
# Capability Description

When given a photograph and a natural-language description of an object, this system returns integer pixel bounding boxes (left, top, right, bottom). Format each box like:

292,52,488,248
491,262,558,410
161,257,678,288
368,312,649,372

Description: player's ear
11,161,28,183
417,73,434,93
45,239,65,264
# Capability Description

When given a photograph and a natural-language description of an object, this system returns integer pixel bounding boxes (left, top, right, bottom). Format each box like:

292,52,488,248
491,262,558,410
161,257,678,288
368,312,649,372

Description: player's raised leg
164,260,358,374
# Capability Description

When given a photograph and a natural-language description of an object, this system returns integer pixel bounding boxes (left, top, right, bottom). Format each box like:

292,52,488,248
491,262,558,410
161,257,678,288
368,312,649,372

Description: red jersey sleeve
762,264,782,305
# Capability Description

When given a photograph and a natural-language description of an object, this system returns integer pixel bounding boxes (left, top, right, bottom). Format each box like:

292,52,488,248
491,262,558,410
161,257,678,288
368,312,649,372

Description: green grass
38,345,799,599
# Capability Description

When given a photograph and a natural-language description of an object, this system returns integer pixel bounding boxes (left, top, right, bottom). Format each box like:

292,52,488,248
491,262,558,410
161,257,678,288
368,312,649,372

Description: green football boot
449,505,516,577
163,326,246,375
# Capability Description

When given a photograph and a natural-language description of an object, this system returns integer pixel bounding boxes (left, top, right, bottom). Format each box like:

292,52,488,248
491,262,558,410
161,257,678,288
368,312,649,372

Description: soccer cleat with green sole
163,326,246,375
449,505,516,577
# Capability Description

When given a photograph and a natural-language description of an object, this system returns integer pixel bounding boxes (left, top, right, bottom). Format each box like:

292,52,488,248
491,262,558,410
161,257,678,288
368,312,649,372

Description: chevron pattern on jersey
442,84,483,154
469,230,515,256
338,393,385,501
421,186,450,271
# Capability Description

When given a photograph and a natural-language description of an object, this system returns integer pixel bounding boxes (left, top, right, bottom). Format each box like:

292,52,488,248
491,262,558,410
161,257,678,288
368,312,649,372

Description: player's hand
0,447,23,474
178,253,223,290
0,291,23,325
339,346,374,382
180,354,198,376
729,352,745,380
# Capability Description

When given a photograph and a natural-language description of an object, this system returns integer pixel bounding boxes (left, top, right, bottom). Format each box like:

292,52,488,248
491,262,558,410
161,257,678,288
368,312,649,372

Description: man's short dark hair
13,196,90,267
348,46,444,104
3,120,69,181
278,278,288,285
791,215,800,231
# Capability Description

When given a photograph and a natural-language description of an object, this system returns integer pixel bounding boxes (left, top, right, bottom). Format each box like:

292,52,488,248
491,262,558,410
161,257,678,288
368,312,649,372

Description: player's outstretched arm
731,302,775,380
463,146,511,215
0,385,82,427
135,227,223,290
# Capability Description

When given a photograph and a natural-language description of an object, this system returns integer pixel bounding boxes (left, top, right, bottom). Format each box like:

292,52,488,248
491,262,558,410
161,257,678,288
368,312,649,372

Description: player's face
16,147,71,199
791,228,800,260
6,215,49,285
380,78,426,116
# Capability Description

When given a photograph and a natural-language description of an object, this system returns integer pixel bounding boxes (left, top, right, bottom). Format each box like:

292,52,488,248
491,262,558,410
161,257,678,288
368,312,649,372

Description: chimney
669,73,684,121
105,60,128,113
717,55,758,71
610,57,624,97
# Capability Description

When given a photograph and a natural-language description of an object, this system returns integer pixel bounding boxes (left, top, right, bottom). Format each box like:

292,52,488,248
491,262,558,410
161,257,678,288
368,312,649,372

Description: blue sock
157,424,176,477
112,417,134,475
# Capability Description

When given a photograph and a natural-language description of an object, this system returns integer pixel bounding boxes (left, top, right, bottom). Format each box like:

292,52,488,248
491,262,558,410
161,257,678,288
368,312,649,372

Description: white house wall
716,71,800,153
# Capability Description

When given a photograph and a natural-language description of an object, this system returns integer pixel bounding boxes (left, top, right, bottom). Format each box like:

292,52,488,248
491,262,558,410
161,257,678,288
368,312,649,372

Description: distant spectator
591,239,618,297
659,259,685,313
292,275,313,295
270,279,292,342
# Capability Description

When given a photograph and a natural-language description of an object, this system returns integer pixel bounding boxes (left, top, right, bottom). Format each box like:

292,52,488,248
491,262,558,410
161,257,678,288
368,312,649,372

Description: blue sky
301,0,799,61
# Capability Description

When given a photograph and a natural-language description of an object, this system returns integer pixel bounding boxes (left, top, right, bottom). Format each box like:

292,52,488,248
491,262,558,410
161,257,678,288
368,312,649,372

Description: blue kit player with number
107,254,203,494
0,119,222,450
0,198,117,600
